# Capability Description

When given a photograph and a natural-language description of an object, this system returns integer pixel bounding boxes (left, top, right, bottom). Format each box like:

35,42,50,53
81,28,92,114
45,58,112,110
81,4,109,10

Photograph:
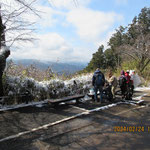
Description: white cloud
66,7,123,42
95,30,116,49
22,5,60,28
70,47,93,62
47,0,91,10
1,0,61,29
10,32,93,62
10,33,75,62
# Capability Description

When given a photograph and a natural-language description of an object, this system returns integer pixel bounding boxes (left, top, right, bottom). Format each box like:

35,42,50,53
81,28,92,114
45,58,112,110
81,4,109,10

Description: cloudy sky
4,0,150,63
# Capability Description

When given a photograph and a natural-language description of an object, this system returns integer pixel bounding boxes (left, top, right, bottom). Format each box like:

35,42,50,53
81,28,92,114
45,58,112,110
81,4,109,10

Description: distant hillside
12,59,87,74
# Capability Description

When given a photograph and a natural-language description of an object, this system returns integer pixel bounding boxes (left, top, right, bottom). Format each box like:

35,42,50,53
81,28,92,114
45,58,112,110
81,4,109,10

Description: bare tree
0,0,40,50
119,31,150,72
0,5,6,49
0,0,79,50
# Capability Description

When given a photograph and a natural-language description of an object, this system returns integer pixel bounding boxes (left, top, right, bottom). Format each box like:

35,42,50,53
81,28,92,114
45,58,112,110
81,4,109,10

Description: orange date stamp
113,126,150,132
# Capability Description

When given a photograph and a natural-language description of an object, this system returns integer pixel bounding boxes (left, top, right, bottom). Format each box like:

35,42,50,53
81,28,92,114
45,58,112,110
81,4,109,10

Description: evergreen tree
104,48,116,70
85,45,105,71
108,26,127,67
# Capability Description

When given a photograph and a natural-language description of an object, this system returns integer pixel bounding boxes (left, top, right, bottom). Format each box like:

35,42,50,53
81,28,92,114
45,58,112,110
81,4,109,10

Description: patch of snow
132,93,147,100
0,100,49,111
35,104,45,108
135,87,150,91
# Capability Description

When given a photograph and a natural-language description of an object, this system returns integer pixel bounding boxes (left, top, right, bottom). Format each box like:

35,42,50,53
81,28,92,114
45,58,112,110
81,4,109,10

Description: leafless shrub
5,60,55,81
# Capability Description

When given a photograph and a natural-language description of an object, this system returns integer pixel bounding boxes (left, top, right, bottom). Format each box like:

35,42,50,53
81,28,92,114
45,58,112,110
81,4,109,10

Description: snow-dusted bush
3,73,93,104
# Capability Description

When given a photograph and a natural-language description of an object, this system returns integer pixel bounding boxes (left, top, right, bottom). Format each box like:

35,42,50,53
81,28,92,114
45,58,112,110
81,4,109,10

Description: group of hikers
92,68,135,103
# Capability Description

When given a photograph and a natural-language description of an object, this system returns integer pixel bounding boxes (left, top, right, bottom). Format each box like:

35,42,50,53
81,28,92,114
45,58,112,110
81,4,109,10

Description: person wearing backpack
125,70,133,99
92,68,105,102
119,70,127,99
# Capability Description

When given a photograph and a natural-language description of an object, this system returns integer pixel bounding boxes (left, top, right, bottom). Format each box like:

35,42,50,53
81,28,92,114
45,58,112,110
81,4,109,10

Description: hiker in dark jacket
92,68,105,102
0,46,10,97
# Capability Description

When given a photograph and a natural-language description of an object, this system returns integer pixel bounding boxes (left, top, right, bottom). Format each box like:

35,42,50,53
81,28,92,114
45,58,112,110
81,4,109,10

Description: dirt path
0,90,150,150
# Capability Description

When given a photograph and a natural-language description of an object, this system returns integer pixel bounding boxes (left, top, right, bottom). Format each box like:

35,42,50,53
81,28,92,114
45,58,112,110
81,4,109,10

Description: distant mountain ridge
12,59,87,74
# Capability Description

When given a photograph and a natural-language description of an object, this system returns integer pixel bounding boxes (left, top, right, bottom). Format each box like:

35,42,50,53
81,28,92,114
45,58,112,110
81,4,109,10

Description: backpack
119,76,126,87
95,73,103,86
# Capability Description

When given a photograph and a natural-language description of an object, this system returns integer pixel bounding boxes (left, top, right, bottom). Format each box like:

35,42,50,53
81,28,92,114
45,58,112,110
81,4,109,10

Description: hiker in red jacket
125,70,131,84
125,70,133,99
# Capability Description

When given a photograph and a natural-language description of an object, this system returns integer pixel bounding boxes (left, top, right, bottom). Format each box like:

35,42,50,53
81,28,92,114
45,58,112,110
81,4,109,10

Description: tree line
85,7,150,75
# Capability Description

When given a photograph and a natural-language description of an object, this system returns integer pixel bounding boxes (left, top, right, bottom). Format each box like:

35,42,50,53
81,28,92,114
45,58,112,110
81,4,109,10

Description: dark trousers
120,86,126,98
131,85,134,94
94,86,103,102
0,71,4,97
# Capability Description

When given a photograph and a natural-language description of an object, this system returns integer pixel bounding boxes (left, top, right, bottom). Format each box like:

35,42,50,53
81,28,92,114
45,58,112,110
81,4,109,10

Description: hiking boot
94,99,97,102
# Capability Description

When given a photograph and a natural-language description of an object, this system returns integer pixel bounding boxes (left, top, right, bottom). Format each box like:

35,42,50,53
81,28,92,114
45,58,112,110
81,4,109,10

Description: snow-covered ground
4,73,93,104
1,71,148,106
135,87,150,91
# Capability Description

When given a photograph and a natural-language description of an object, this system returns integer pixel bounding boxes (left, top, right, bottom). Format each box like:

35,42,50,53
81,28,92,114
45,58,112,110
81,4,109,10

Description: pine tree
85,45,105,71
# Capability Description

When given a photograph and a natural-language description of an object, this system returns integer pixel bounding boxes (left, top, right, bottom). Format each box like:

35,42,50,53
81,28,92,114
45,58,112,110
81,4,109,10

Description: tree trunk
0,5,5,50
140,59,150,72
